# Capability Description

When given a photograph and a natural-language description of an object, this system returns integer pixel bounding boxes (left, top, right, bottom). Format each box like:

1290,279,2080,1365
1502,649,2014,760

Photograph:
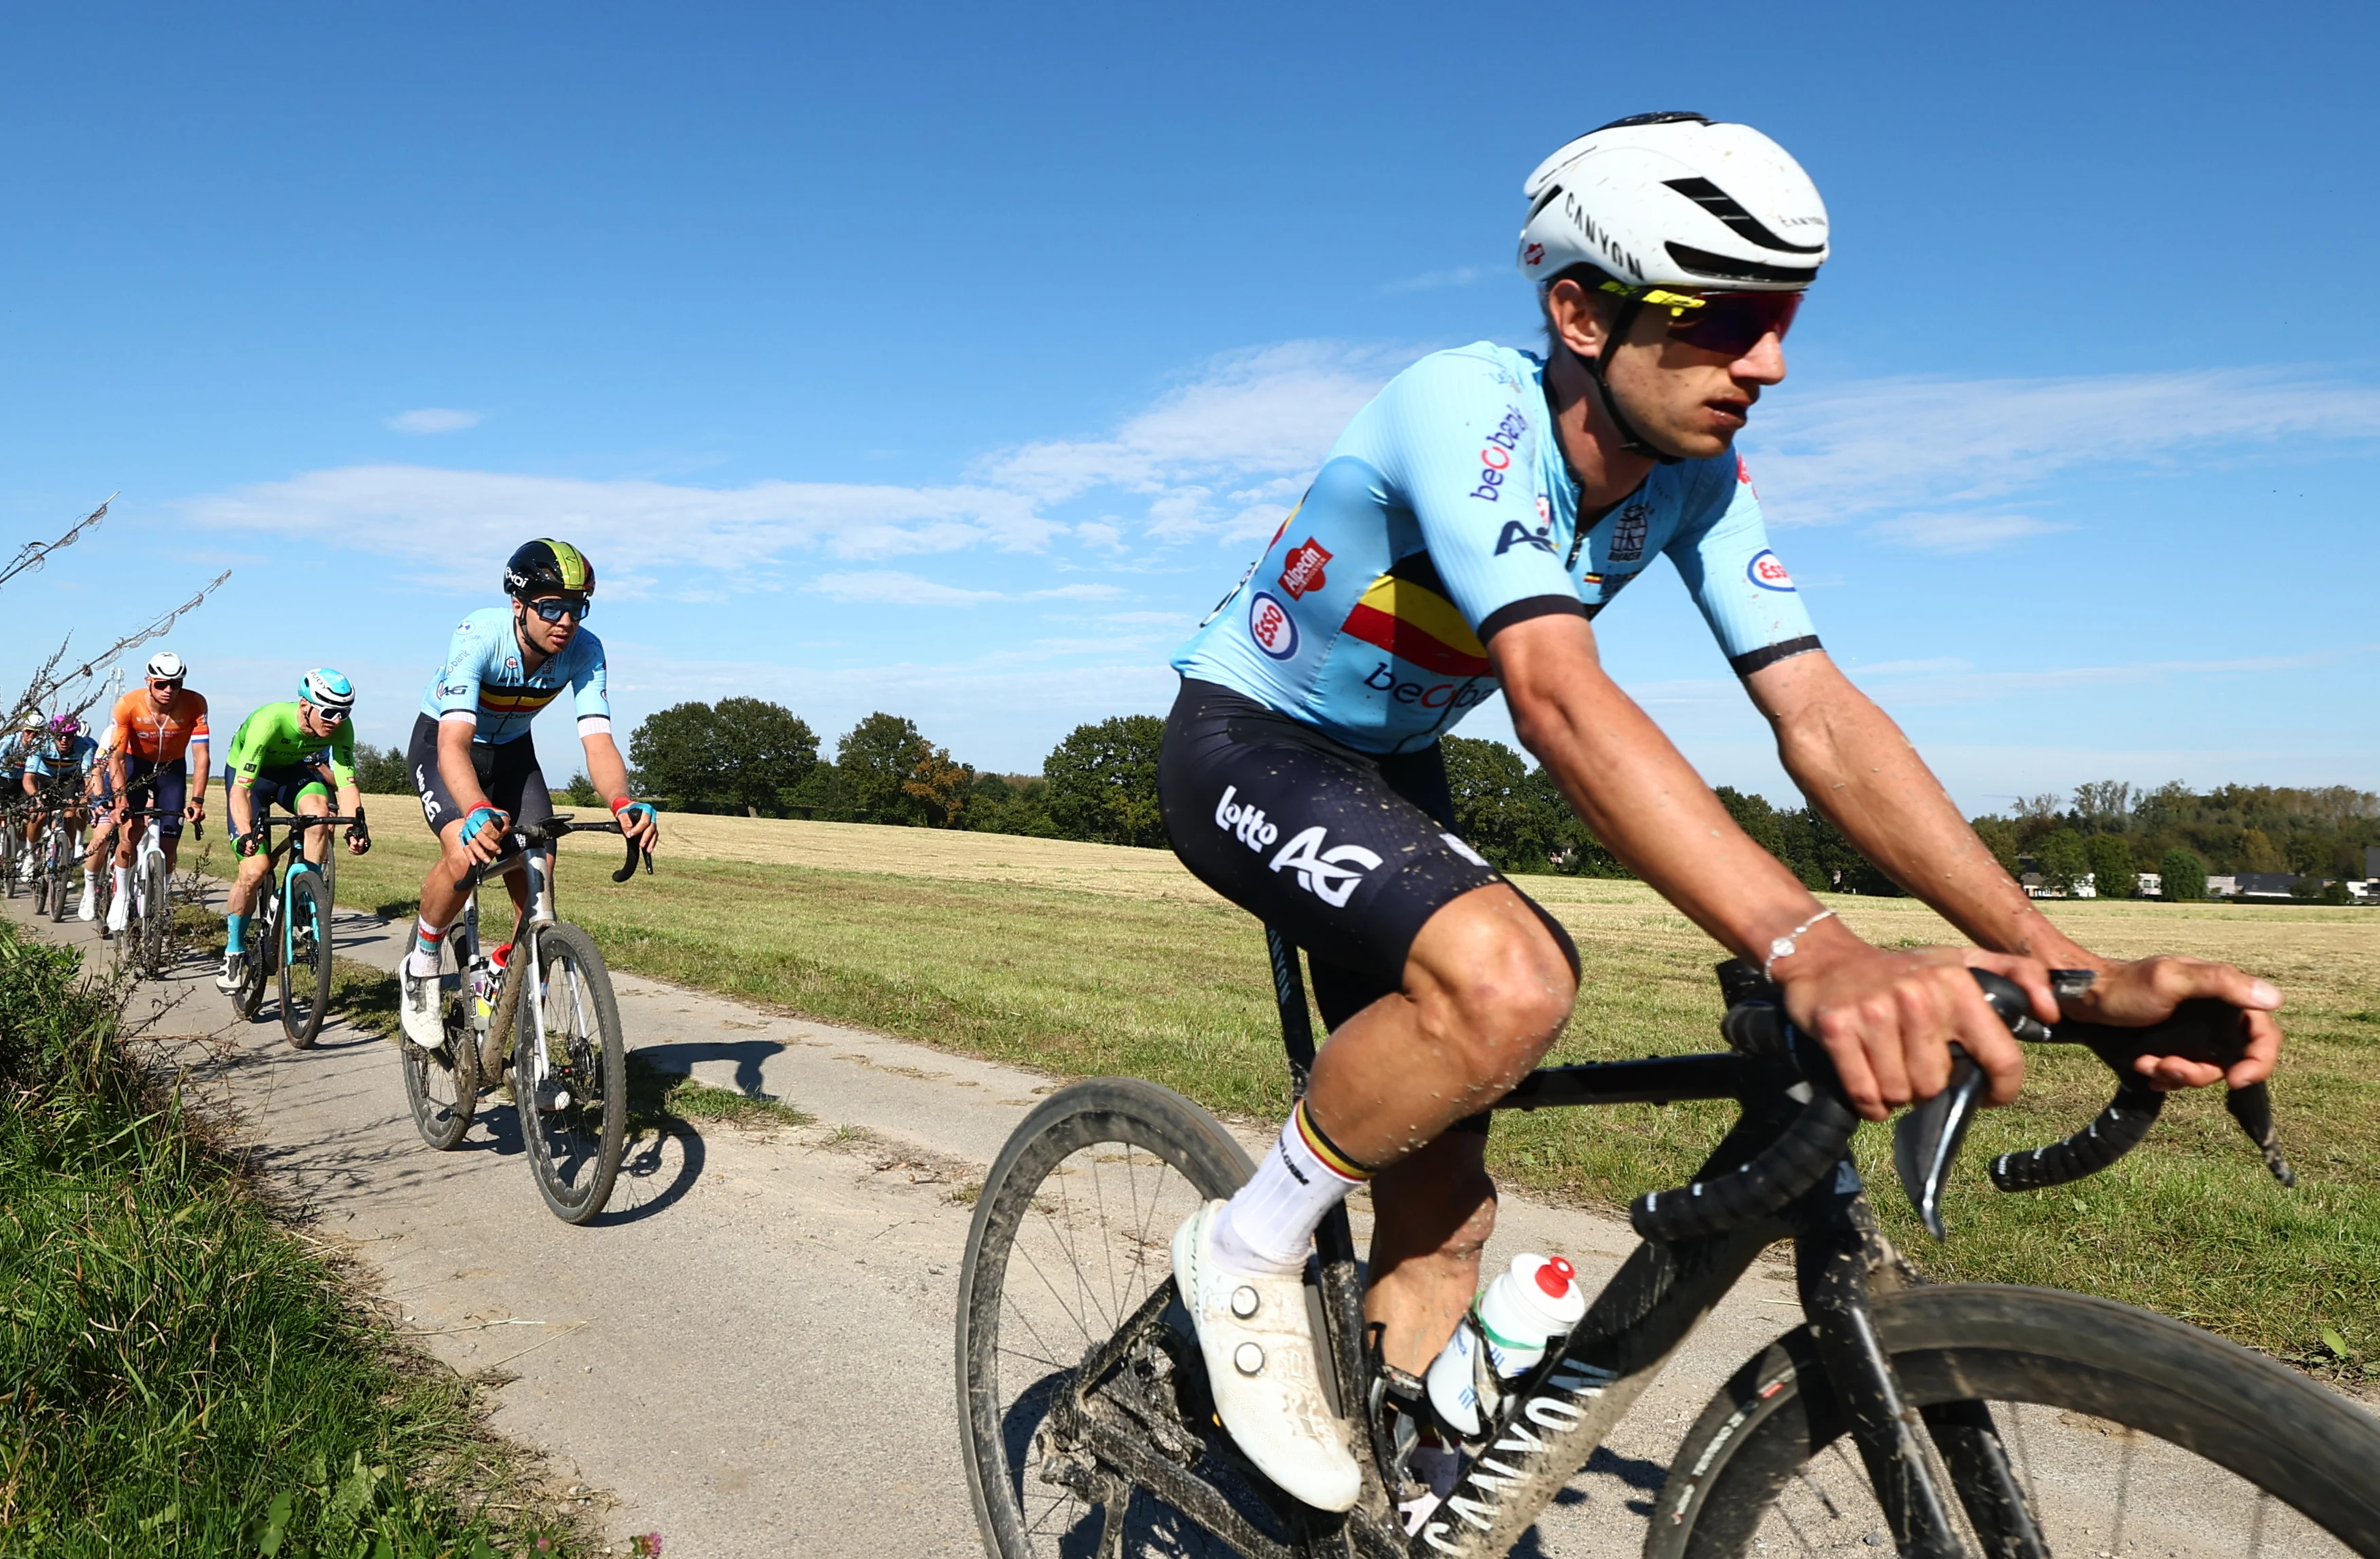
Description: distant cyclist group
12,110,2362,1556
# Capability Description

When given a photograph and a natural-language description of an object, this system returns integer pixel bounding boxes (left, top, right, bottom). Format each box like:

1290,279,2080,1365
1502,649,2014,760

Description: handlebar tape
1628,999,1857,1242
1989,1077,2165,1191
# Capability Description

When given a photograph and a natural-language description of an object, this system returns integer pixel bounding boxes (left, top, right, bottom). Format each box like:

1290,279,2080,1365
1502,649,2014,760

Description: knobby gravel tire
514,922,626,1225
956,1076,1263,1559
278,868,335,1048
401,949,477,1151
1649,1283,2380,1558
139,852,170,978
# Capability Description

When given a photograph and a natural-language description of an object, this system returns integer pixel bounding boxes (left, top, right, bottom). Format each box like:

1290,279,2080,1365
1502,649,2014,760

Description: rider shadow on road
632,1038,785,1100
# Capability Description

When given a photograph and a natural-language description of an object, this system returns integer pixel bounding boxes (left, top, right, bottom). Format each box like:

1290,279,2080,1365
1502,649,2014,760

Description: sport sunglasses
1606,282,1803,358
527,595,592,623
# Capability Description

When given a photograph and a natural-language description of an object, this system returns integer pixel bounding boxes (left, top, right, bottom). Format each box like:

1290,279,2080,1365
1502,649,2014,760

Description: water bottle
1424,1253,1587,1437
469,941,513,1024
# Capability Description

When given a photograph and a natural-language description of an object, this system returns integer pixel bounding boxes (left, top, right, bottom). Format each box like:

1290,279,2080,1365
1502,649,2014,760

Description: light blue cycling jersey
0,732,33,780
26,733,99,781
1173,342,1818,756
417,606,612,747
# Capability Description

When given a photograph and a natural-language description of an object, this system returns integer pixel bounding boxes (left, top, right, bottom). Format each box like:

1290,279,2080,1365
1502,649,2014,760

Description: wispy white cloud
1864,511,2070,553
1856,643,2380,708
384,407,482,434
807,570,1124,607
1744,367,2380,526
1380,265,1490,296
187,466,1058,591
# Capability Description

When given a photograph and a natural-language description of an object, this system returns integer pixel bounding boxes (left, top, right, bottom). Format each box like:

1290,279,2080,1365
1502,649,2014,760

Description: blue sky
3,1,2374,813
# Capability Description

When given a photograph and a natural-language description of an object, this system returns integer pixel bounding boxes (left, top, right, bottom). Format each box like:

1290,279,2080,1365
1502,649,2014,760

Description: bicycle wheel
43,836,69,921
278,868,335,1048
139,851,170,976
1,826,20,899
513,923,627,1224
399,954,478,1150
958,1076,1302,1559
233,900,271,1020
1651,1283,2380,1558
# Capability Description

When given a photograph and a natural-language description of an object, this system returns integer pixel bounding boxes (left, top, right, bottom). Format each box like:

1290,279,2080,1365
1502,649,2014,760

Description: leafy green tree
837,712,934,825
1442,737,1563,873
562,771,600,807
904,739,973,828
351,743,410,795
965,773,1059,837
2035,829,2089,894
785,762,854,821
709,697,818,815
1714,786,1788,859
628,701,723,812
1968,815,2023,878
2085,833,2135,900
1044,716,1166,847
2159,847,2210,901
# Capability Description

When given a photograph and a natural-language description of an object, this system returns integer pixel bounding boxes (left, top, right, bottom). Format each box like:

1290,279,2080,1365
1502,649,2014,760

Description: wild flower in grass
630,1535,664,1557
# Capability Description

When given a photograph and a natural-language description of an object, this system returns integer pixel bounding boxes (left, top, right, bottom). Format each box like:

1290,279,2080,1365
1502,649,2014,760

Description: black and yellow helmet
503,538,596,600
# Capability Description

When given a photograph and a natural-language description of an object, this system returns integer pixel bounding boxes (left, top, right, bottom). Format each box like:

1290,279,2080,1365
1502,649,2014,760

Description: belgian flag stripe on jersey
1340,551,1490,679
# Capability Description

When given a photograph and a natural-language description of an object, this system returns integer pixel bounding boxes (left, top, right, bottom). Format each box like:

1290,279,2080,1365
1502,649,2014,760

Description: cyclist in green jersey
215,669,372,993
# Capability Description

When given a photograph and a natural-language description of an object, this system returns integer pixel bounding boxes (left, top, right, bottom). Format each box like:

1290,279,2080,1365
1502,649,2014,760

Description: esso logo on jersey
1248,591,1299,659
1746,549,1796,592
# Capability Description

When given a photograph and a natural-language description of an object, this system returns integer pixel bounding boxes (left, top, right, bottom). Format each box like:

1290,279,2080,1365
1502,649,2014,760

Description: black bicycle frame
1085,933,2004,1559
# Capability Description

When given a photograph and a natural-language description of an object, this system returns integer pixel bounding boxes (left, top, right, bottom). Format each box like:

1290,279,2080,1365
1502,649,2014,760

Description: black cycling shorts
407,713,552,840
1159,678,1579,1084
123,758,189,839
229,761,333,815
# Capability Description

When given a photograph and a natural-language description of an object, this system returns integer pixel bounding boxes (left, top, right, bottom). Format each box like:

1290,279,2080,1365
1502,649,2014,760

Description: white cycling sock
405,915,448,979
1212,1099,1373,1275
111,864,129,897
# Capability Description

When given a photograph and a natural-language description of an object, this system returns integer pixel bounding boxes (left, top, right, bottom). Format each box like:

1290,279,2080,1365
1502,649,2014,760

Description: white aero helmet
1518,112,1828,292
145,650,187,682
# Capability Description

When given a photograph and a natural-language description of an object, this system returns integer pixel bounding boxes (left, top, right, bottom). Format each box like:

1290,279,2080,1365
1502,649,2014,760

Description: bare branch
5,570,230,731
0,493,117,594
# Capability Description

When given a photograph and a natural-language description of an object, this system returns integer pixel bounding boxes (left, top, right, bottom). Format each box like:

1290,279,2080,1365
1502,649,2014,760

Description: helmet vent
1526,183,1565,223
1589,111,1711,133
1663,242,1820,287
1663,179,1824,255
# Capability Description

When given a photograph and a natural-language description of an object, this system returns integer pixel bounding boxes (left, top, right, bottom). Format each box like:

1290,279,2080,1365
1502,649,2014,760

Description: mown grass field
277,799,2380,1372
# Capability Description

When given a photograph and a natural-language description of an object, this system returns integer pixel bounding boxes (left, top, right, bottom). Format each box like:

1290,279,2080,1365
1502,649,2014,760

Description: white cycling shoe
77,883,96,922
398,966,444,1049
1171,1200,1361,1514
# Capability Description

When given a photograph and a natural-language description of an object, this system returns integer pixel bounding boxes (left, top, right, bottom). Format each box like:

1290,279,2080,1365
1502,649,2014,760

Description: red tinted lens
1670,291,1801,356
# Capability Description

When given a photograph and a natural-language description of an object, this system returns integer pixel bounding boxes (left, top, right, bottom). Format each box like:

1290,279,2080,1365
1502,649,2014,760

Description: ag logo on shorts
1269,827,1382,909
1248,591,1299,660
1746,549,1796,592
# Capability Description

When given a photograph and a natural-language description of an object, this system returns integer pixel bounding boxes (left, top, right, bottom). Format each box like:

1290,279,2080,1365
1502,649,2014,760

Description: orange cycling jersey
109,689,211,765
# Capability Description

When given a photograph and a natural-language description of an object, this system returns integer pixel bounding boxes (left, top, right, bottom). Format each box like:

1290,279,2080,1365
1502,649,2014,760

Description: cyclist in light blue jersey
20,714,103,904
396,539,657,1048
1155,113,2289,1516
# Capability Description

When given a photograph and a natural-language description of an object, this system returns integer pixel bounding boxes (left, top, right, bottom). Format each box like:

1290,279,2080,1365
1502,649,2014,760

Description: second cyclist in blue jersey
1158,113,2290,1518
395,539,658,1048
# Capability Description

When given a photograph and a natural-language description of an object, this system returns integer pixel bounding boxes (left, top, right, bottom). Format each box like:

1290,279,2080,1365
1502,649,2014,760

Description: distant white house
2349,879,2377,904
2207,875,2239,898
2138,871,2164,897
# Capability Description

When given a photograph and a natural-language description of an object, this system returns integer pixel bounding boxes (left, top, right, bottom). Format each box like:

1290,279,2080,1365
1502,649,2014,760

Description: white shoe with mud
77,884,96,922
1170,1200,1360,1514
398,966,444,1049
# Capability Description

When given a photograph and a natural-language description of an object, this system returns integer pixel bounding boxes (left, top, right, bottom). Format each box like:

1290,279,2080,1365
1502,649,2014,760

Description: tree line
346,703,2375,902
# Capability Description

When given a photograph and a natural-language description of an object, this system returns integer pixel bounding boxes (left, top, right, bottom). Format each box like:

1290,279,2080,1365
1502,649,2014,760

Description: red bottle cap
1535,1256,1576,1298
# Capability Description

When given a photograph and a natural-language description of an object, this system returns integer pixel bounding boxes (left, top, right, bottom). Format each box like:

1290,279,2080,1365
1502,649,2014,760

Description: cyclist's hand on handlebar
345,826,371,856
1777,941,2055,1120
609,796,658,853
2056,955,2282,1090
458,805,511,864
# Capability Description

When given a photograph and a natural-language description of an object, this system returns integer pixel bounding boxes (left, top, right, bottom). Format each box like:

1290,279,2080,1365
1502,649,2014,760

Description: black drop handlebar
452,815,653,896
1629,965,2292,1243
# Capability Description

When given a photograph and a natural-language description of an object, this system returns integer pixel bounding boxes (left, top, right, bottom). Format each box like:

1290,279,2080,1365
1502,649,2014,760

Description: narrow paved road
7,887,2358,1556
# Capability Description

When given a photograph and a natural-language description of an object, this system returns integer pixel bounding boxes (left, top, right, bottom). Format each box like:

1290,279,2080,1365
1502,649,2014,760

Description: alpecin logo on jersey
1746,549,1795,591
1608,503,1650,562
1278,538,1332,600
1248,591,1299,659
1466,408,1530,502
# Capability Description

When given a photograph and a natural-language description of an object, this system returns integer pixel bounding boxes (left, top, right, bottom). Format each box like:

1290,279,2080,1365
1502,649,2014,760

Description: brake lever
1891,970,2042,1239
1892,1046,1985,1241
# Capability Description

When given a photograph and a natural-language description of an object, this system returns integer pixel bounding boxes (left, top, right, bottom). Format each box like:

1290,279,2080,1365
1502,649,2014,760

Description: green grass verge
0,921,590,1556
281,824,2380,1377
